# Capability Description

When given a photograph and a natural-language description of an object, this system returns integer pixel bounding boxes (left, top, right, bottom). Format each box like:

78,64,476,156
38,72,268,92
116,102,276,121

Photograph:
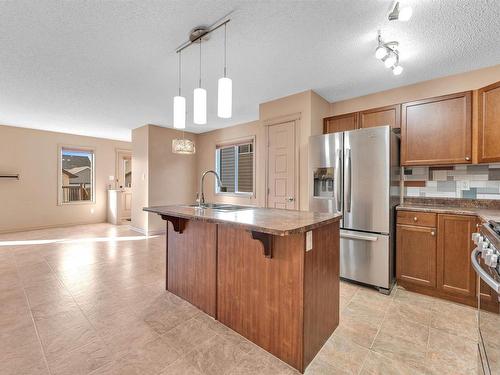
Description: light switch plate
306,231,313,252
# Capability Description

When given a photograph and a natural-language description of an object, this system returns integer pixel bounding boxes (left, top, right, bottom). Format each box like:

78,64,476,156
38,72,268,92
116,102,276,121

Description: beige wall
131,125,149,233
195,90,330,211
131,125,198,234
330,64,500,116
0,125,130,233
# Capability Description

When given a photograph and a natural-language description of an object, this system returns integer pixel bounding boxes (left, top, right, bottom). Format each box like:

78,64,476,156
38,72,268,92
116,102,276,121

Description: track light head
383,52,397,68
392,65,403,75
375,46,389,60
388,2,412,21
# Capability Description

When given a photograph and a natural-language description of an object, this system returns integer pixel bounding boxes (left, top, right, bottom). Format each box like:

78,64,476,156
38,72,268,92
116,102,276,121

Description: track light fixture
375,32,403,76
388,1,413,21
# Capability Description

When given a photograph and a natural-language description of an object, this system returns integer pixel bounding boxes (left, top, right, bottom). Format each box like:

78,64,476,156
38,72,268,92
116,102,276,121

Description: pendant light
172,48,195,154
217,23,232,118
172,137,196,154
193,39,207,125
173,51,186,129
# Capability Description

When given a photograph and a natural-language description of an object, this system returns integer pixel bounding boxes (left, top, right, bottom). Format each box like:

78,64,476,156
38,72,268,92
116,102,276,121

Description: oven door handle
471,247,500,293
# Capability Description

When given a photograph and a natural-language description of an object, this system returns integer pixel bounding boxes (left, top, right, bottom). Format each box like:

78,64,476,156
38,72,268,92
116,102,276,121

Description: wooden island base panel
144,205,342,373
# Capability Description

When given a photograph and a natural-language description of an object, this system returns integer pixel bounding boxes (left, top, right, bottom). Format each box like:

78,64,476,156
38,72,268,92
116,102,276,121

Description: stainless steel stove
472,221,500,375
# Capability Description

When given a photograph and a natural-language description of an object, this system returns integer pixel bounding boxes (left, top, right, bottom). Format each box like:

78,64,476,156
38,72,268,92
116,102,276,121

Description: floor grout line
14,255,53,375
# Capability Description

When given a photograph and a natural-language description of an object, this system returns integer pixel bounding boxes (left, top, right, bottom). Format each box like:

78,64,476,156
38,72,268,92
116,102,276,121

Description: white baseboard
128,225,166,236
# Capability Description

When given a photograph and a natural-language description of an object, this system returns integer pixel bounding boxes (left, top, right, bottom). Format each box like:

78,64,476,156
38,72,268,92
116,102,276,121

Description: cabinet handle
431,231,435,236
413,217,418,222
465,156,470,161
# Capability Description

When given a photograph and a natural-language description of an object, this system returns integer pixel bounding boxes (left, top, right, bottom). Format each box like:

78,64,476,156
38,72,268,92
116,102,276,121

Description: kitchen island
143,204,342,373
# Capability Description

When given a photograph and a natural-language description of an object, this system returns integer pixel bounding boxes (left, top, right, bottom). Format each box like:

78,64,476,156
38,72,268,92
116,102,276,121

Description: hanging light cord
199,39,202,88
224,23,227,77
177,50,182,96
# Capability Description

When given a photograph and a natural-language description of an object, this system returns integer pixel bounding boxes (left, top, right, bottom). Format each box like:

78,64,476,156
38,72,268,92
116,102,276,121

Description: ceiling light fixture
375,32,403,76
217,23,232,119
171,14,232,154
172,138,196,154
388,1,413,21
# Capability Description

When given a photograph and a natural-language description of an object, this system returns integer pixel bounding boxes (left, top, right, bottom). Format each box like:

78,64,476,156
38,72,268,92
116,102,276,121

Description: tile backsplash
403,164,500,200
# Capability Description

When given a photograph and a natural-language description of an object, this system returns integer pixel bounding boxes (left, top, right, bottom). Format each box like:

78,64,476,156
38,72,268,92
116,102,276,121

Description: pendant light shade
193,87,207,124
217,23,232,119
173,51,186,129
193,40,207,125
217,77,232,118
173,96,186,129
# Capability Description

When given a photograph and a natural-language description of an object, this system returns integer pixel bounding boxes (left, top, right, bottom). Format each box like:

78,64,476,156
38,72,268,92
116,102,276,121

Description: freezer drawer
340,229,391,289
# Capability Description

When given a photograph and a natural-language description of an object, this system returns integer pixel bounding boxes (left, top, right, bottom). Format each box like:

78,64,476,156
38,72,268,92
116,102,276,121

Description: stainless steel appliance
309,126,400,293
472,221,500,375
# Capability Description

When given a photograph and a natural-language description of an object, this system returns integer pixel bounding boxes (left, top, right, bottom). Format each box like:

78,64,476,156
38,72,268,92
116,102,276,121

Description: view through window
216,141,254,194
60,148,94,203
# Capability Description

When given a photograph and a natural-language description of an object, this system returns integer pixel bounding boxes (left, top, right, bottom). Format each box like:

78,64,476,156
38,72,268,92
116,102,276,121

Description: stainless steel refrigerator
309,126,400,293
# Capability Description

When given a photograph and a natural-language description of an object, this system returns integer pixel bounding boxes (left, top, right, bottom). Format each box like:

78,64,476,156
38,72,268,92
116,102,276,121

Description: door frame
264,112,301,209
115,148,132,189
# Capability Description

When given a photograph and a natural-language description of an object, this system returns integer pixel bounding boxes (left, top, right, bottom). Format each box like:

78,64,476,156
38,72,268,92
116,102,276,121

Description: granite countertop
144,205,342,236
397,203,500,223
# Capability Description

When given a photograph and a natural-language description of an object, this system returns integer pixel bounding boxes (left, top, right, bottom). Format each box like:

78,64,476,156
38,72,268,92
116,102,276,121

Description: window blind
220,146,236,193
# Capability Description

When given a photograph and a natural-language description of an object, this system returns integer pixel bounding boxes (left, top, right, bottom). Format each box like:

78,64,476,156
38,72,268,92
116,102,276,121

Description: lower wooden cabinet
396,224,436,287
397,211,481,308
436,214,477,298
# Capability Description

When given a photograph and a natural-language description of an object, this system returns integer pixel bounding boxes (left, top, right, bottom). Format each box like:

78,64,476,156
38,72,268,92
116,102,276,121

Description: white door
116,150,132,220
267,121,296,209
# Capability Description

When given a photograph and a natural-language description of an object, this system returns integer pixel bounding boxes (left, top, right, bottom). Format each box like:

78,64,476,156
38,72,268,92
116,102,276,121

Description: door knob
287,197,295,202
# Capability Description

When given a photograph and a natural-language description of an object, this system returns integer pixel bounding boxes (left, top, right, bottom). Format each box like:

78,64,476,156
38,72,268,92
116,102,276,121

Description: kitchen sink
186,203,252,211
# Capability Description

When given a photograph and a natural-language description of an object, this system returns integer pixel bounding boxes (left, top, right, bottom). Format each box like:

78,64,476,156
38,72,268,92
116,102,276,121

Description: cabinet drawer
397,211,437,227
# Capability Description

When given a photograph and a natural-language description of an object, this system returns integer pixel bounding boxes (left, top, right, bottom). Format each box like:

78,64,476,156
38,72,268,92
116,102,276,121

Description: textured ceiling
0,0,499,141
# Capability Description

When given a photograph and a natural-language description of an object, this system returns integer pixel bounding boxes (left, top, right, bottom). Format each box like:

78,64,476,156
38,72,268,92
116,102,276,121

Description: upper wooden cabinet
477,81,500,163
401,92,472,166
323,113,357,134
359,104,401,129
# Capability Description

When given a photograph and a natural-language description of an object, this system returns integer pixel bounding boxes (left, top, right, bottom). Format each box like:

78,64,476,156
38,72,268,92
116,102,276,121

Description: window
215,140,254,195
59,147,95,204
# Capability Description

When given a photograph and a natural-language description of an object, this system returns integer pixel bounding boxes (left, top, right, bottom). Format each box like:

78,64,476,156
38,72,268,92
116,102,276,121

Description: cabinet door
323,113,357,134
359,104,401,129
396,224,437,287
478,81,500,163
436,214,476,298
401,92,472,166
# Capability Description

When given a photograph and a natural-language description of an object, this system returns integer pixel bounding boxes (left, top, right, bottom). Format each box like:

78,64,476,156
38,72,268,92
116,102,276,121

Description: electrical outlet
306,231,313,252
458,180,470,190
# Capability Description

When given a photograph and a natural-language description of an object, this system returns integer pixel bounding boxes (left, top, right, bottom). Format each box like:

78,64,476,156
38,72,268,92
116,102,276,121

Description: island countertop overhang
143,205,342,236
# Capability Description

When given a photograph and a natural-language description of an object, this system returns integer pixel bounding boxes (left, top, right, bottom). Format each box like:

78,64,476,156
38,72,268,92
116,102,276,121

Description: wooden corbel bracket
251,231,273,258
161,215,187,234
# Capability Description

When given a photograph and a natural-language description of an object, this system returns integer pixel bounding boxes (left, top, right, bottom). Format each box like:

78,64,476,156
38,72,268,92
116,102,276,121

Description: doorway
115,149,132,221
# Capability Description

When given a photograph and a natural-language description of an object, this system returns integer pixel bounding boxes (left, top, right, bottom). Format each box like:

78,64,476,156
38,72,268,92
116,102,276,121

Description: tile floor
0,223,489,374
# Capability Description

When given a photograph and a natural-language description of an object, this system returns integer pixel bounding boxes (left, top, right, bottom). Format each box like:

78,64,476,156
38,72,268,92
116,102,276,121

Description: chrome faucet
198,170,224,207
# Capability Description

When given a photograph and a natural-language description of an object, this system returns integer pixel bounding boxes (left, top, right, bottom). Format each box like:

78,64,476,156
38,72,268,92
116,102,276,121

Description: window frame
215,136,256,197
57,144,96,205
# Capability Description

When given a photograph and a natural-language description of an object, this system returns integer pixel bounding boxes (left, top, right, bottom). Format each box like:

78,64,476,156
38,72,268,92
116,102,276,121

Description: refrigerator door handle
341,232,378,242
345,148,352,213
336,150,342,211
